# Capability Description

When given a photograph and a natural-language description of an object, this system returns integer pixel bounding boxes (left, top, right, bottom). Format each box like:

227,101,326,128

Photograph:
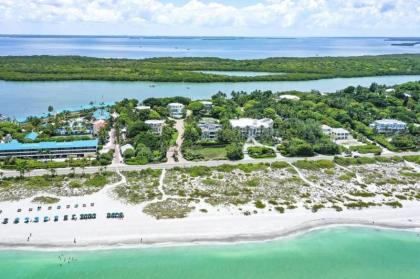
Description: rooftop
25,132,39,141
199,117,219,124
373,119,406,125
168,103,185,107
230,118,273,129
121,144,134,154
145,120,165,125
0,139,98,151
277,95,300,100
136,105,151,111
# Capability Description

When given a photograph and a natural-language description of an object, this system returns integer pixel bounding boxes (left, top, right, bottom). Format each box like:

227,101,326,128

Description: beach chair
2,218,9,224
83,204,86,208
34,217,39,223
91,203,94,207
24,217,30,224
44,216,50,222
71,214,77,221
57,205,61,209
66,205,70,209
106,213,111,218
17,208,21,212
14,218,20,224
37,206,41,211
48,206,52,210
64,215,68,221
54,216,59,222
92,213,96,219
29,208,33,212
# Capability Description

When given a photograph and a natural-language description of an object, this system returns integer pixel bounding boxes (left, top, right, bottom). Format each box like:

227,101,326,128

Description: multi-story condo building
369,119,407,134
229,118,273,139
0,139,98,159
198,118,222,141
167,103,185,119
145,120,165,135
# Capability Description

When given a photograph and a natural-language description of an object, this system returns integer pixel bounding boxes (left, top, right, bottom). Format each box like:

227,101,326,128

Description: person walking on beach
73,237,77,244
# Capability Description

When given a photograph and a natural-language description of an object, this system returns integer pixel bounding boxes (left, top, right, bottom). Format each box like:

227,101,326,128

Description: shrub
226,143,244,160
247,146,276,159
255,200,266,209
275,206,285,213
32,196,60,204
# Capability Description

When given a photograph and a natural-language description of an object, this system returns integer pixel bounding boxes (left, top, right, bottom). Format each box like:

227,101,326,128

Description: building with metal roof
0,139,98,159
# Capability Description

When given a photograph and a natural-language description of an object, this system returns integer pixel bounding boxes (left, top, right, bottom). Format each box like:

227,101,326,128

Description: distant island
391,42,420,47
0,54,419,82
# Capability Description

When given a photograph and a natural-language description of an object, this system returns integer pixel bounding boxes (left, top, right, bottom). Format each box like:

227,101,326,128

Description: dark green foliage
247,146,276,158
226,143,244,160
1,55,420,82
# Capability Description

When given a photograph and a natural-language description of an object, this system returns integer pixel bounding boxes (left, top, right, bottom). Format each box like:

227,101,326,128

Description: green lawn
190,146,227,160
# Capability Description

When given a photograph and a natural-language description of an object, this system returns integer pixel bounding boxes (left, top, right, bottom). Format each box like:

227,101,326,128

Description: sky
0,0,419,36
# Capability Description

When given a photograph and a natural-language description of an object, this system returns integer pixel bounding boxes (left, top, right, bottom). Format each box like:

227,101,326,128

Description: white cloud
0,0,419,35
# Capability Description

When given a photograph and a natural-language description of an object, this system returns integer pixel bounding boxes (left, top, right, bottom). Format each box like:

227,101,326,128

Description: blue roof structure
93,109,110,120
25,132,39,140
0,139,98,151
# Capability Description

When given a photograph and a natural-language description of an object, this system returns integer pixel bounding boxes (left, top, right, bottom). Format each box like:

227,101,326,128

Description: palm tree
70,167,76,177
49,168,56,178
17,161,29,179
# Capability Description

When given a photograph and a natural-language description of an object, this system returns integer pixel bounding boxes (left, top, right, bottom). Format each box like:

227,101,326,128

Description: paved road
1,151,419,178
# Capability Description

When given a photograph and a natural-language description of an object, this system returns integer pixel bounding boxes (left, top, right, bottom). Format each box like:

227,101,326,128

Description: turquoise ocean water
1,228,420,279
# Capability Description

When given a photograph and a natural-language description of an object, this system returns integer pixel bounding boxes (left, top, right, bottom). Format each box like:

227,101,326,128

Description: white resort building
229,118,274,139
167,103,185,119
369,119,407,134
198,118,222,141
145,120,165,135
322,125,350,141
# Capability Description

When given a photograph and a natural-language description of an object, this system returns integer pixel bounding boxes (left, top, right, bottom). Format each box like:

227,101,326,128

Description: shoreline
0,218,418,252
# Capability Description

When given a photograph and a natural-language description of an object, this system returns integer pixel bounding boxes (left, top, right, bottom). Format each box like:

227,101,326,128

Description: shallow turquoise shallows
1,228,420,279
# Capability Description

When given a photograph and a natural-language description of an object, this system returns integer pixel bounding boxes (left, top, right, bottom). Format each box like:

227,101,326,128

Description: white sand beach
0,174,419,250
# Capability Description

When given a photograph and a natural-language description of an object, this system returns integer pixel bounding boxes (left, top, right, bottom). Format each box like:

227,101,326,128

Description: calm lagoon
1,75,420,119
